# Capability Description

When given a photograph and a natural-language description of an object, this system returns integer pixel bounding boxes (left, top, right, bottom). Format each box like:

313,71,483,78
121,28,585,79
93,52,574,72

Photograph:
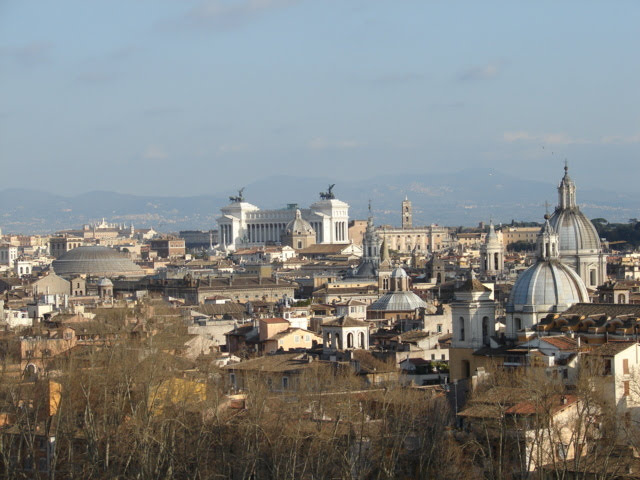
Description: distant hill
2,169,639,234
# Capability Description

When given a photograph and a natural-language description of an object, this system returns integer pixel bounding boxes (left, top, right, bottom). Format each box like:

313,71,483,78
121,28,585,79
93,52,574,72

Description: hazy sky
1,1,639,196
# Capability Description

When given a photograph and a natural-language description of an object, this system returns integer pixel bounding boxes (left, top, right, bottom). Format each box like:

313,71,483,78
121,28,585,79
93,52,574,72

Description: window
441,354,445,360
557,443,568,460
294,335,300,343
604,359,612,375
482,317,489,344
437,324,442,333
624,359,629,375
431,354,435,360
514,318,522,331
624,381,630,397
458,317,465,341
305,335,310,342
282,376,289,389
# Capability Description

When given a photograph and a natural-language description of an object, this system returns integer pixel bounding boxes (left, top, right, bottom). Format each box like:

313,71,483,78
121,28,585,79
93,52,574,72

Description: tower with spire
548,164,606,288
480,220,504,278
558,162,577,210
347,202,382,280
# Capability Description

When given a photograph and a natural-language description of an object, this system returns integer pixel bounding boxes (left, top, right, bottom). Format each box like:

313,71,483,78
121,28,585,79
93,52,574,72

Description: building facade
378,224,453,254
217,189,349,251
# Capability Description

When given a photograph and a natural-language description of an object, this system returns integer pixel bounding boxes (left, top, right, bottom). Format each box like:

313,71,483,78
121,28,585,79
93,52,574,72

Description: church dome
52,246,143,277
97,277,113,287
390,267,408,279
369,290,428,312
349,261,377,279
548,209,601,252
285,210,315,236
506,260,589,313
507,214,590,314
548,164,601,253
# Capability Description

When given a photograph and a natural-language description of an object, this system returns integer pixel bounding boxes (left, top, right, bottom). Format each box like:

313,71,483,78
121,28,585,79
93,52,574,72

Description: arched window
494,252,500,269
618,293,626,304
359,331,365,348
459,317,465,341
347,333,354,348
335,333,341,349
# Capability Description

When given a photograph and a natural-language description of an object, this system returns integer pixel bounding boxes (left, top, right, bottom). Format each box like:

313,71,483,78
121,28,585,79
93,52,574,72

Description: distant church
548,165,606,288
449,165,606,381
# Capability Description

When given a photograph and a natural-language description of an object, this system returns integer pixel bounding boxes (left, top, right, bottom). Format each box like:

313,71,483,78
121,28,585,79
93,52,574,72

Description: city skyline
1,1,639,196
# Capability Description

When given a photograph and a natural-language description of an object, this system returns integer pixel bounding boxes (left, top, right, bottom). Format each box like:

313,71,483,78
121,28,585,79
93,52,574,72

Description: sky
1,0,639,197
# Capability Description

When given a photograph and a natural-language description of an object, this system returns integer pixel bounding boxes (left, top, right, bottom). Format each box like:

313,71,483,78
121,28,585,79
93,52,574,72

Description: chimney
561,395,567,405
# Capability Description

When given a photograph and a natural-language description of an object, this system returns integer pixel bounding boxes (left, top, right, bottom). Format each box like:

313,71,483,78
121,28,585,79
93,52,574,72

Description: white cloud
0,42,52,68
458,62,502,81
308,137,362,150
218,144,248,153
502,131,590,145
143,145,168,160
185,0,299,29
601,133,640,144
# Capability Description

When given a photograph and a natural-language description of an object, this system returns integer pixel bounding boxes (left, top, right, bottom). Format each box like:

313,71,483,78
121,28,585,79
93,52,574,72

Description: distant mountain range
2,169,638,234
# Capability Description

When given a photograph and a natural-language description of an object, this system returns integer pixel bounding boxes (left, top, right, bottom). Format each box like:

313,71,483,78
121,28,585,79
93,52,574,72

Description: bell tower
401,197,412,229
480,220,504,278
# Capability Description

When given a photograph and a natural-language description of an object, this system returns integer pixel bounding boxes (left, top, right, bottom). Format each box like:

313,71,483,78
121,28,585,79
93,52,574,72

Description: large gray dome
52,246,143,277
369,291,428,312
507,260,589,314
548,209,601,253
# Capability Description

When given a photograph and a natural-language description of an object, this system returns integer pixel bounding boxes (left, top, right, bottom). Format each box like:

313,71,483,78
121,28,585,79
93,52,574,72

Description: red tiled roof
540,336,578,351
259,317,290,325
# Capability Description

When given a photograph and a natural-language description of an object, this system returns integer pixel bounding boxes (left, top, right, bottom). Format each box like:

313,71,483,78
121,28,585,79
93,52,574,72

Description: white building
479,221,504,278
217,188,349,252
14,259,33,277
0,244,18,266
